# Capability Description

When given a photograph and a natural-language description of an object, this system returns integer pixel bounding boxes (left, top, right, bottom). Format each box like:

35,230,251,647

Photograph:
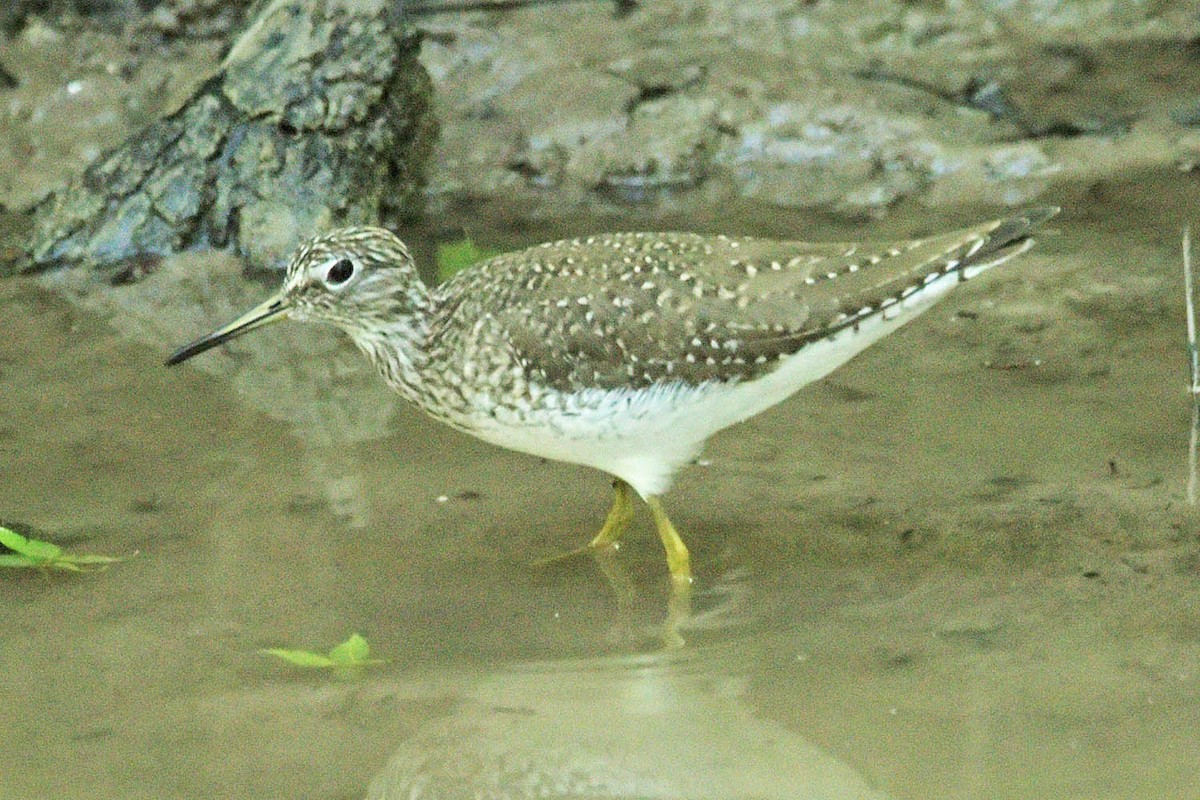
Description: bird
167,207,1058,586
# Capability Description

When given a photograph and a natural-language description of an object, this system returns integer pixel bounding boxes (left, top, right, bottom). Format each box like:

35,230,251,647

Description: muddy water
3,171,1200,799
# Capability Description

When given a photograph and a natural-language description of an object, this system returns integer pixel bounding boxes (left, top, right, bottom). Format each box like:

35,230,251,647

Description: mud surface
2,176,1199,798
2,2,1200,799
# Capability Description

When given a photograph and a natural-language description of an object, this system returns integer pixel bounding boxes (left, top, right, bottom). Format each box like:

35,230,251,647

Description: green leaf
0,526,61,560
261,634,385,671
436,239,501,281
61,553,127,566
0,525,27,551
44,560,84,572
20,539,62,561
259,648,337,668
329,633,370,665
0,525,130,572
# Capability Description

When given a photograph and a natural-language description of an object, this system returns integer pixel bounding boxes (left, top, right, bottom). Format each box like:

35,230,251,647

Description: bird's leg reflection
591,544,693,649
589,544,639,642
664,575,693,649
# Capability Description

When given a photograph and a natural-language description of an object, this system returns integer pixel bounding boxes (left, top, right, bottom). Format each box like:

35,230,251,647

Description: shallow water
3,170,1200,799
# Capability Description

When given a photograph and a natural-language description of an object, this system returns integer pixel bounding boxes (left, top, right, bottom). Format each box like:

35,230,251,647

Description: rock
133,0,255,41
416,0,1200,220
15,0,434,274
588,95,722,203
366,659,893,800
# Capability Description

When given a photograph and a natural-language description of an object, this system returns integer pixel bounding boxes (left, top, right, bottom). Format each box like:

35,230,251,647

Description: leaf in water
329,633,370,666
63,553,128,566
0,526,62,561
436,239,501,281
259,648,338,668
0,526,26,550
44,560,84,572
262,634,385,671
21,539,63,561
0,525,130,572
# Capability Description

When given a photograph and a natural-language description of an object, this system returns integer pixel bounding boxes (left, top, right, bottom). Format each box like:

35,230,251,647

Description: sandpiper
168,207,1058,585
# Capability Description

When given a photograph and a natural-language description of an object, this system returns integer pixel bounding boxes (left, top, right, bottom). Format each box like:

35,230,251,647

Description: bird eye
326,258,355,286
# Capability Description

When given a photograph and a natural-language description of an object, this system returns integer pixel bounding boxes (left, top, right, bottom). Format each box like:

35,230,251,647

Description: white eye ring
324,257,356,287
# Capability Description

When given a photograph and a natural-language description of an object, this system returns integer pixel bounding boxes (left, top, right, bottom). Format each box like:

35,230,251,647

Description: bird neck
346,285,434,403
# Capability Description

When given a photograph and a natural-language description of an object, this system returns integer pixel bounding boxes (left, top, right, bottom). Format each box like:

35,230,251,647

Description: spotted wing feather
434,208,1056,393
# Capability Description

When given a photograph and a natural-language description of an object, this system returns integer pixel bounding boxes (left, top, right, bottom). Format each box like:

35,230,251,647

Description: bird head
166,227,425,366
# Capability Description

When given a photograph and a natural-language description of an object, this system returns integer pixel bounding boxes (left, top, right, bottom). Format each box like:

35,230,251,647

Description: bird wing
433,208,1056,393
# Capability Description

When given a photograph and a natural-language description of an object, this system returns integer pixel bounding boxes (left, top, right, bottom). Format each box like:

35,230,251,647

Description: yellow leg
645,496,693,585
534,483,694,648
586,479,635,549
533,479,635,567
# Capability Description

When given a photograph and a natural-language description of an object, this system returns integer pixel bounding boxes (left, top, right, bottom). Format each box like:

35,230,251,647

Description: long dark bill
165,295,289,366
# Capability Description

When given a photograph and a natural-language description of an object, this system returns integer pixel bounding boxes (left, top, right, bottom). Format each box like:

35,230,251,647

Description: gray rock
1,1,138,34
1,0,253,37
366,657,893,800
417,0,1200,220
18,0,434,273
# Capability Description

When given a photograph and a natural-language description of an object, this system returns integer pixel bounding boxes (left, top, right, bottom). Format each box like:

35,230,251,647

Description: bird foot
530,540,619,571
